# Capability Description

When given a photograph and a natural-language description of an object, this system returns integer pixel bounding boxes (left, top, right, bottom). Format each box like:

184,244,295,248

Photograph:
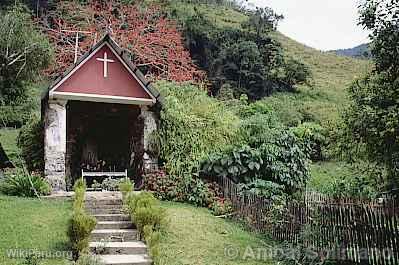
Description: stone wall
141,106,158,173
44,100,67,191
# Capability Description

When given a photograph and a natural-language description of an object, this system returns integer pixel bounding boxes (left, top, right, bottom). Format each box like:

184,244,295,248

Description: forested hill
331,43,371,59
167,0,371,125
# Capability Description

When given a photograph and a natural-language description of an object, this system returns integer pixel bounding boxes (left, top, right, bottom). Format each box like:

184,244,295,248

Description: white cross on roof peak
96,52,115,78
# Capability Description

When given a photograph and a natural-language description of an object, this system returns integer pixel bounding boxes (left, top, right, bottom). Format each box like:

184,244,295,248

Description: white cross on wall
96,52,115,78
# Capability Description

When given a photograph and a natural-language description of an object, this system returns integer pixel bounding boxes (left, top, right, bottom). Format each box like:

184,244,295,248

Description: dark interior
65,101,144,189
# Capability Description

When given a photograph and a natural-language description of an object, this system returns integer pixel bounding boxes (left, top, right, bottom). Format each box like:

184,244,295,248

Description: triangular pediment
48,35,160,106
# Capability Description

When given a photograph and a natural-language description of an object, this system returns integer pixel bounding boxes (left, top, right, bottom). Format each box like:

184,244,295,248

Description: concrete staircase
85,194,152,265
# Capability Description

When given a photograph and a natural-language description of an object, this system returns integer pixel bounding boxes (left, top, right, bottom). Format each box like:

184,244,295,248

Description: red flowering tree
39,0,205,82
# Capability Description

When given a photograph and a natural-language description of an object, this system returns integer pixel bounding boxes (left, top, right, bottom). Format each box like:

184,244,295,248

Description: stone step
97,254,152,265
85,204,123,210
91,229,138,242
87,208,124,215
93,214,131,222
85,199,123,207
96,221,134,230
89,241,147,255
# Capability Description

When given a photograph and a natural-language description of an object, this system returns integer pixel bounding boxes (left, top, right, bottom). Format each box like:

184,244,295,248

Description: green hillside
270,33,371,125
169,1,371,125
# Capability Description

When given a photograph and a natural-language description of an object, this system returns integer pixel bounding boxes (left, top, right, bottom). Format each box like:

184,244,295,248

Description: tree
343,0,399,195
242,7,284,40
39,0,204,82
0,4,52,104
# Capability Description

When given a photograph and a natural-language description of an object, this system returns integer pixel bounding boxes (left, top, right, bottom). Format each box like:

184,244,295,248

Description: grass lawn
0,195,72,265
308,161,355,194
158,202,277,265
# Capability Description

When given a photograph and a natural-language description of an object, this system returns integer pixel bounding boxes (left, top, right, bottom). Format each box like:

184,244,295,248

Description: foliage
144,170,183,201
359,0,399,77
156,81,241,178
125,191,166,262
341,0,399,195
210,198,233,216
0,4,52,104
309,161,381,199
68,179,96,260
185,177,216,207
73,254,104,265
17,117,44,173
100,177,120,191
242,7,283,38
73,179,87,210
68,211,97,259
39,0,204,82
0,169,50,197
239,180,286,200
118,178,134,201
202,130,310,195
144,170,222,207
291,122,326,161
176,5,311,99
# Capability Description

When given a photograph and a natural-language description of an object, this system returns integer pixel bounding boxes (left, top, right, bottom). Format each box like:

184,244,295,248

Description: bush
125,191,166,262
118,178,134,201
291,122,326,161
17,117,44,173
202,130,310,195
134,206,166,237
156,81,241,178
73,179,86,211
127,191,159,216
101,177,120,191
68,179,96,260
144,170,222,207
68,211,97,260
0,169,50,197
210,198,233,216
144,170,183,201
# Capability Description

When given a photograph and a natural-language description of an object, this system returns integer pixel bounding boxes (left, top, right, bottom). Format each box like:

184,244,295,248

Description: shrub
185,177,215,207
125,191,166,262
210,198,233,216
134,206,166,237
155,81,241,178
202,131,310,195
118,178,134,201
17,117,44,173
0,169,50,197
73,254,104,265
67,212,97,259
68,179,96,260
101,177,120,191
73,179,86,211
144,170,222,207
239,179,286,200
127,191,159,215
144,170,183,201
291,122,326,161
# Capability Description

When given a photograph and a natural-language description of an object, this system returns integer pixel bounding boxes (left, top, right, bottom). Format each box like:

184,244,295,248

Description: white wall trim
51,91,155,105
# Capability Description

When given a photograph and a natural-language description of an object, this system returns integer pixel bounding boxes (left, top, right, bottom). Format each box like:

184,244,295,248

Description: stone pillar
44,100,67,191
141,106,158,172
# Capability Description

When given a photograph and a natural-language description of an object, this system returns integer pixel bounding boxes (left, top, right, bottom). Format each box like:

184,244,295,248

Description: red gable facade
46,34,161,105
